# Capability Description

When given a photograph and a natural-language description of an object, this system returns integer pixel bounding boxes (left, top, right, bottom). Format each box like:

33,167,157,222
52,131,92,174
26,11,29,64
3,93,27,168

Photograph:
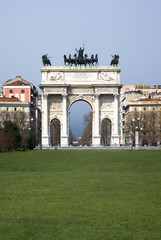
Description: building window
9,90,13,93
125,88,130,92
21,90,25,93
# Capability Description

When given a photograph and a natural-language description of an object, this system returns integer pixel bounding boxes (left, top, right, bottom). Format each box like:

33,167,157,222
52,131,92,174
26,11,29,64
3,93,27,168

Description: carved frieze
49,102,62,110
44,87,66,94
98,72,115,81
65,72,97,81
101,102,113,110
49,72,64,81
68,87,94,94
48,95,62,101
68,95,94,110
95,87,118,94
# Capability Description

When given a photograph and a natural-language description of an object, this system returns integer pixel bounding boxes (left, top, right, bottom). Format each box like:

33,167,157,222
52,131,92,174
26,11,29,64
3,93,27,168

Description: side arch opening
50,118,61,146
101,118,111,146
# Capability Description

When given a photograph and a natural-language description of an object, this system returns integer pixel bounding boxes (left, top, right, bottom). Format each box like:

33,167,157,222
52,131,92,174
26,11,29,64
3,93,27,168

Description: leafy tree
0,130,10,152
27,130,37,149
3,121,21,150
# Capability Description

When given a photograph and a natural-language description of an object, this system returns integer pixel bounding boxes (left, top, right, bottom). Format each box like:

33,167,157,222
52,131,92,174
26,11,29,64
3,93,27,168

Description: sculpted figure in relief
50,72,63,81
99,72,114,81
101,102,112,110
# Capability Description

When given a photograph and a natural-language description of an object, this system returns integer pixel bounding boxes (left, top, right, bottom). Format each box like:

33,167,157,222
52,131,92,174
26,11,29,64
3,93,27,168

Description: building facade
0,97,30,129
121,95,161,146
3,76,41,143
40,66,121,147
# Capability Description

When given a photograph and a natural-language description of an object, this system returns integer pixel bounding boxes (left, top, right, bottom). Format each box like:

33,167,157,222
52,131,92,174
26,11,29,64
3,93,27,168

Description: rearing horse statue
110,55,119,66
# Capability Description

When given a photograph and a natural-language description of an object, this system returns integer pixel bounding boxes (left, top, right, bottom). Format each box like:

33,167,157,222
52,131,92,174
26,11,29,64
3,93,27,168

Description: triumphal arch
40,52,121,147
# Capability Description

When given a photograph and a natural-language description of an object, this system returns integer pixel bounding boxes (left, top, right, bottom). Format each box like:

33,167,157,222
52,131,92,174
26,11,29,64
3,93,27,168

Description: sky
0,0,161,138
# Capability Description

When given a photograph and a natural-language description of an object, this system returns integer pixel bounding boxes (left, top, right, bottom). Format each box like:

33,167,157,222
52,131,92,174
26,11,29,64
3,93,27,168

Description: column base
111,135,120,145
61,135,68,147
42,135,49,147
92,135,101,146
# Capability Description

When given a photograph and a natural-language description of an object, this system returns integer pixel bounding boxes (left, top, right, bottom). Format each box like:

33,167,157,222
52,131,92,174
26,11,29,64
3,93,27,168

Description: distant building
0,87,3,96
121,84,161,98
121,93,161,146
2,76,41,143
120,84,161,146
0,97,30,129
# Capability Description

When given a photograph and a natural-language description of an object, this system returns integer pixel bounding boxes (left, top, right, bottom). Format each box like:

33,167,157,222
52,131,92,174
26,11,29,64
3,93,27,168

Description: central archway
69,100,93,145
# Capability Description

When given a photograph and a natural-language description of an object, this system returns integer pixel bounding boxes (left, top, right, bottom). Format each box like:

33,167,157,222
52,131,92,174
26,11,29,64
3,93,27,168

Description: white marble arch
39,66,121,147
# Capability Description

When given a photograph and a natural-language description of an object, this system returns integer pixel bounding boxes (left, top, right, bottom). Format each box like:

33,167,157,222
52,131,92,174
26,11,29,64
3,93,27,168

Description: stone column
42,94,49,146
61,94,68,147
112,94,120,145
135,129,139,149
93,94,101,146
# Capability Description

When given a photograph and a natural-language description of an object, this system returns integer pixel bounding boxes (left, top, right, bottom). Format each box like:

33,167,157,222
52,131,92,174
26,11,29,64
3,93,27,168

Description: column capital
95,93,100,98
114,93,119,98
43,93,49,99
62,93,68,98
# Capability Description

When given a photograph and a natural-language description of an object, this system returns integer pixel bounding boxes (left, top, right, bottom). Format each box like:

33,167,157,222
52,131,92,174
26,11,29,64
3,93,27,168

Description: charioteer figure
64,46,98,66
77,46,84,59
42,54,51,66
110,54,119,66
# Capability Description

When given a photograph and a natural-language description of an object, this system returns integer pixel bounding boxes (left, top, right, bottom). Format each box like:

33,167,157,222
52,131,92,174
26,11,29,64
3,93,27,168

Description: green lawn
0,150,161,240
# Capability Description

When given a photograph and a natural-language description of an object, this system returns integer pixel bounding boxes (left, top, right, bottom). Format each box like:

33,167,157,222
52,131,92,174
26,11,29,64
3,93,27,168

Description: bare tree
79,112,92,145
69,128,76,145
124,111,161,146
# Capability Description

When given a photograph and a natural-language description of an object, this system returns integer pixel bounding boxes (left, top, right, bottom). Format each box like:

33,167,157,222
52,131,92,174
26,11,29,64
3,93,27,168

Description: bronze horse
110,55,119,66
63,47,99,66
42,54,51,66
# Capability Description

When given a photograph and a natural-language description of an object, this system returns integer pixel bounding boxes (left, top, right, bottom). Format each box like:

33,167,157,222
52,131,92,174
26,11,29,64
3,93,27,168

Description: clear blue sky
0,0,161,137
0,0,161,89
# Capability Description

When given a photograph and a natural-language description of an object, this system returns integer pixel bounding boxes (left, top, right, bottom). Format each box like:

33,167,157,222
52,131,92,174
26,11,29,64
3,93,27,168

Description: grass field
0,150,161,240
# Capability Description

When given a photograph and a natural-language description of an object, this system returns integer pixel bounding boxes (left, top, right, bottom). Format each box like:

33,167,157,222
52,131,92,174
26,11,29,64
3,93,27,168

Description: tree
27,130,37,149
79,112,92,145
124,111,161,146
1,111,27,129
0,130,10,152
69,128,76,145
3,121,21,150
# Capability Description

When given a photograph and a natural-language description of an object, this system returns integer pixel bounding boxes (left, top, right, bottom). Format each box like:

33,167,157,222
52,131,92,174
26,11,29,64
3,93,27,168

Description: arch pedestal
40,66,121,147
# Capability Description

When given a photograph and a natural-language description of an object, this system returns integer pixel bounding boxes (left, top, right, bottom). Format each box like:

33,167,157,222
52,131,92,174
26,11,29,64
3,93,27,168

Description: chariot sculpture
64,46,98,66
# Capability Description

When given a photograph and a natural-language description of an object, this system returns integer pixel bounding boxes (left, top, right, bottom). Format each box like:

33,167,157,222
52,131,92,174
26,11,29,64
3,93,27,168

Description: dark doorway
50,118,60,146
101,118,111,146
